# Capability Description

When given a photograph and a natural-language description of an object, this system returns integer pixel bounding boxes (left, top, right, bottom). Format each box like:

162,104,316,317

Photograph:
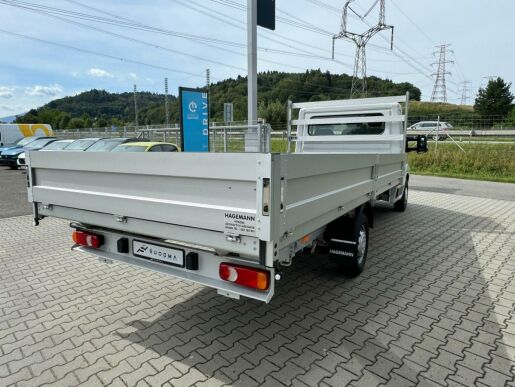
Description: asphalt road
0,167,31,219
410,175,515,201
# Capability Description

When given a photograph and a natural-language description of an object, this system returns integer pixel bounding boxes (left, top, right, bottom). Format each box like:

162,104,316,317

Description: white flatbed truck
27,95,427,302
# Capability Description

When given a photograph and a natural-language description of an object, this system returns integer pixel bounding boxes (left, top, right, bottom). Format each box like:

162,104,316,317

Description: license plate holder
133,240,185,268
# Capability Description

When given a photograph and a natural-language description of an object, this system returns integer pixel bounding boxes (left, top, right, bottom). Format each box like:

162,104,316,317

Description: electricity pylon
430,44,454,103
332,0,394,98
459,80,472,105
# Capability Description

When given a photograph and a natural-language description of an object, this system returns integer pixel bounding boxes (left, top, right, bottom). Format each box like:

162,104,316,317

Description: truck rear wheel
394,182,408,212
329,213,369,277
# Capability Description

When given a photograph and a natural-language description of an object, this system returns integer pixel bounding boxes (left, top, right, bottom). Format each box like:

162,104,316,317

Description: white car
17,139,75,168
408,121,453,140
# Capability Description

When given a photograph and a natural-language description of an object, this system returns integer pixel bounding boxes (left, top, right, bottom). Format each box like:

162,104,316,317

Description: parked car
1,138,57,168
17,140,75,168
408,121,453,140
40,139,75,151
85,138,140,152
0,136,54,155
62,138,102,151
112,142,180,152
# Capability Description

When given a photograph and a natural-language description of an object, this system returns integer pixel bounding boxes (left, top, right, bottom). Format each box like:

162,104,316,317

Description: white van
0,124,53,146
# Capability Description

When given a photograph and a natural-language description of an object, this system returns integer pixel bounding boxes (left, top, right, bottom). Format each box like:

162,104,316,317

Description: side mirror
406,135,428,154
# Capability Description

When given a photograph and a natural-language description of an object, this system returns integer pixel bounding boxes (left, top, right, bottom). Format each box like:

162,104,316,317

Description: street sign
258,0,275,30
179,87,210,152
224,103,234,123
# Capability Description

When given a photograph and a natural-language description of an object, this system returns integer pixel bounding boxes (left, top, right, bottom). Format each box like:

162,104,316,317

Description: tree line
13,70,513,129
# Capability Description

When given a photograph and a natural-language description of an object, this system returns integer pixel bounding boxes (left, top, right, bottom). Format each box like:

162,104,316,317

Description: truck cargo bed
28,151,404,265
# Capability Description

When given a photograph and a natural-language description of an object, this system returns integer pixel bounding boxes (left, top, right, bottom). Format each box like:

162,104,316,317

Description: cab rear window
308,113,385,136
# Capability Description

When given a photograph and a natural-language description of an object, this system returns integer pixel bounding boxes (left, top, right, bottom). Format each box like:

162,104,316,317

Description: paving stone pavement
0,190,514,387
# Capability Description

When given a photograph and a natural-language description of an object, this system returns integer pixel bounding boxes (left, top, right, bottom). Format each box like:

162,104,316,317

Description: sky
0,0,513,118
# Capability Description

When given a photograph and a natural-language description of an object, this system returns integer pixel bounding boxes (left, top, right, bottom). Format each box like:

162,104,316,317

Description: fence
406,114,515,130
55,123,276,153
54,114,515,153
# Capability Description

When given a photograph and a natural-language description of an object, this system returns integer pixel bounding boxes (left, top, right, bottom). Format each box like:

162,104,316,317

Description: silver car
408,121,453,140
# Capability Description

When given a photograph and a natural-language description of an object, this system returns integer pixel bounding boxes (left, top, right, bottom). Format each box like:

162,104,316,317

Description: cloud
25,84,63,97
0,104,24,112
0,86,15,99
129,73,138,81
0,105,15,111
88,68,114,78
71,71,80,78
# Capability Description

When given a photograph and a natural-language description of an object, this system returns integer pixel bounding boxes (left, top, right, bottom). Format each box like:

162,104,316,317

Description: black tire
336,214,369,277
394,182,408,212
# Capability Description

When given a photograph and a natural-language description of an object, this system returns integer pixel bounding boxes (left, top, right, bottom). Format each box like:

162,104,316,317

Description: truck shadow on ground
119,200,513,386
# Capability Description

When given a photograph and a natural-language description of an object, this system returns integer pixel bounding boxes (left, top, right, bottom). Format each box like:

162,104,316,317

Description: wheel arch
356,202,374,229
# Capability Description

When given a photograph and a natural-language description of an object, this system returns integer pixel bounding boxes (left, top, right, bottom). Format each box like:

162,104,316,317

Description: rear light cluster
72,230,104,249
219,263,270,291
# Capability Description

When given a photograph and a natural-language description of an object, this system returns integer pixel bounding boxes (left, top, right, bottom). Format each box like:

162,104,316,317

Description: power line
66,0,312,71
205,0,418,70
3,0,430,94
0,0,325,72
173,0,327,57
208,0,410,64
24,6,247,72
389,0,435,46
0,28,207,79
0,0,245,49
304,0,340,13
351,1,432,75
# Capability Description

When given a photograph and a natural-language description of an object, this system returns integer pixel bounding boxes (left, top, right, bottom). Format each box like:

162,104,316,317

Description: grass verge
408,142,515,183
218,139,514,184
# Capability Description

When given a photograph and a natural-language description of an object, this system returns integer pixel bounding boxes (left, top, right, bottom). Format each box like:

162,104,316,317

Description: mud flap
329,238,357,262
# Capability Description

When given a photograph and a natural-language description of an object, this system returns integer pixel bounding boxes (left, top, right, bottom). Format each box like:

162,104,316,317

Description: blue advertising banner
179,87,209,152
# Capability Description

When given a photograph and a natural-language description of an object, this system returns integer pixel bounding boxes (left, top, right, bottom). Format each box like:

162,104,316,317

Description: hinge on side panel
116,215,128,223
370,154,380,201
225,235,241,244
262,178,270,216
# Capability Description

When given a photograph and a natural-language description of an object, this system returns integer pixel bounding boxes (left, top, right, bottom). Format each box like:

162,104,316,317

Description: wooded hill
16,69,429,129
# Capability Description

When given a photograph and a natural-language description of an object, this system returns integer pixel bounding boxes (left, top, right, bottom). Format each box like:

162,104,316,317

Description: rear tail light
219,263,270,291
72,230,104,249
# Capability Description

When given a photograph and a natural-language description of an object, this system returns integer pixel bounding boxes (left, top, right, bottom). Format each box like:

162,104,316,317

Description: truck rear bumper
72,230,275,303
